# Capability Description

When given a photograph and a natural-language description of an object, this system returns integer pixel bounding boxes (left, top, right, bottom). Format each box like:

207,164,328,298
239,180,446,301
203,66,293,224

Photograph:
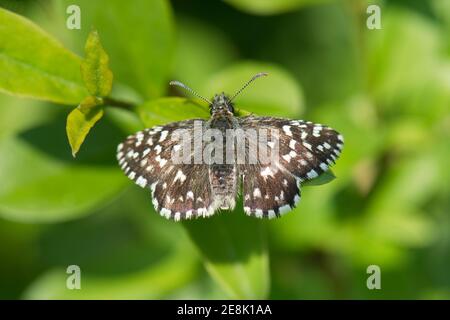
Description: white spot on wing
174,170,187,183
159,130,169,142
261,167,274,178
136,176,147,188
255,209,263,218
160,208,171,219
289,140,297,149
307,169,318,179
279,205,291,215
268,210,276,219
282,154,291,162
303,142,312,150
282,125,293,136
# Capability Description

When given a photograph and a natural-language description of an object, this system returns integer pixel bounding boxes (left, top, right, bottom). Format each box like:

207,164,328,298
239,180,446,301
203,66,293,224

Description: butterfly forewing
116,119,215,221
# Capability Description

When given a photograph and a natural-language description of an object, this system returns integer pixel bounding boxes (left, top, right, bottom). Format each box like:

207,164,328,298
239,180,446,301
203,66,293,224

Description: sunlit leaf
23,244,197,299
224,0,329,15
0,115,127,223
0,7,87,104
0,93,58,139
66,96,104,157
138,97,209,127
80,30,113,98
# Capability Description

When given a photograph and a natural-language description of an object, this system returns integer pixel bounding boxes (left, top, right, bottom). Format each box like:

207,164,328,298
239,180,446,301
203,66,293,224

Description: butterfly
116,73,343,221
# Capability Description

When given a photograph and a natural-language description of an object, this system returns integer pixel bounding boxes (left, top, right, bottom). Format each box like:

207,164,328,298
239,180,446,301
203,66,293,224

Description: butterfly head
210,93,234,117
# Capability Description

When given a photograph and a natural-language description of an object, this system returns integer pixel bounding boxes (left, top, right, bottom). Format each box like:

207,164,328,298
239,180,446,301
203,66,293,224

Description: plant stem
103,97,136,111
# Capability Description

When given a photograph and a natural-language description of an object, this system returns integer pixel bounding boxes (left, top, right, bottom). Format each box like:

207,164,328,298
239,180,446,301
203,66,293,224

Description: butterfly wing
238,116,344,218
117,119,215,220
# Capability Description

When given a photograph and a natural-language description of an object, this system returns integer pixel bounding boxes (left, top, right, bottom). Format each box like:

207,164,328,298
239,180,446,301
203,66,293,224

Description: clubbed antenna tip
230,72,269,101
170,80,212,104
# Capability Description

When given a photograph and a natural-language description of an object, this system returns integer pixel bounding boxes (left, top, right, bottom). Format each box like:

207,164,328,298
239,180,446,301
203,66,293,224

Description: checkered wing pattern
238,116,344,218
116,119,215,221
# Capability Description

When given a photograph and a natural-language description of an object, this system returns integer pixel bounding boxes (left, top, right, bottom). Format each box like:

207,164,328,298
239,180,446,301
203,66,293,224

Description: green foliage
0,0,448,300
183,214,269,299
66,30,113,156
66,99,104,157
224,0,329,15
24,243,197,299
0,119,127,223
0,7,87,104
80,31,113,98
57,0,174,99
138,98,210,127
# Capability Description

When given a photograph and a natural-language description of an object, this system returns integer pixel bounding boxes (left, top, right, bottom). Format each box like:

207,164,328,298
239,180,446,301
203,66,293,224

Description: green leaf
0,93,58,139
80,30,113,98
23,244,197,299
0,8,88,104
138,97,210,127
0,115,127,223
203,62,304,117
183,212,269,299
302,170,336,187
66,96,104,157
224,0,328,15
58,0,174,98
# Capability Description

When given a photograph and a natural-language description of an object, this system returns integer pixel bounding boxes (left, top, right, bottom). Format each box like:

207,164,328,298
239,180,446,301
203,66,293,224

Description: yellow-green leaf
81,30,113,97
0,8,88,104
66,98,104,157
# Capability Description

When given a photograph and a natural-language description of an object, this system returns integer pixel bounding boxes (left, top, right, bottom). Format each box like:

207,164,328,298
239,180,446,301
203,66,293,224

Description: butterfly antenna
230,72,268,102
170,81,212,105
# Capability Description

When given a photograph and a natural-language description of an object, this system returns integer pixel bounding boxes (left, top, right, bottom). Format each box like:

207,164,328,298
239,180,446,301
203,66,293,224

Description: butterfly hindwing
238,116,343,181
237,116,343,218
240,164,301,218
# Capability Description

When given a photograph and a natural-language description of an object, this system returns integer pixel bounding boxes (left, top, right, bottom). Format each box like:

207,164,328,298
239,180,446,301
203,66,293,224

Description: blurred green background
0,0,449,299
